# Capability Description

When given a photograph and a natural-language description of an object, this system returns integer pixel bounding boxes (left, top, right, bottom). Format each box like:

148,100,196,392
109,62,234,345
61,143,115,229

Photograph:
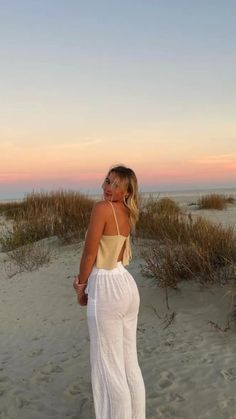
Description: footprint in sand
220,367,236,381
168,392,185,402
61,318,71,323
31,335,44,342
65,383,81,396
39,363,64,375
200,354,214,365
31,372,53,384
219,396,236,411
31,363,64,384
159,371,175,389
15,397,31,408
180,354,194,364
27,348,44,357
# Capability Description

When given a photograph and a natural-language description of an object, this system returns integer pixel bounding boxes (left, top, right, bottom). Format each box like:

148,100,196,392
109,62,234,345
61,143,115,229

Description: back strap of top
108,201,120,235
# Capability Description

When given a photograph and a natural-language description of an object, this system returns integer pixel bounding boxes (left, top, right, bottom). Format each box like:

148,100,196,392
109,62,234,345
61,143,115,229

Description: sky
1,0,236,199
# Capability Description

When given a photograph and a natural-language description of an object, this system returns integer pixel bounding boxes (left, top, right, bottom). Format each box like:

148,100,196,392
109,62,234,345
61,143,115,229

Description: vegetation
0,201,24,218
137,196,236,289
5,241,51,276
0,190,94,251
198,193,235,210
1,192,236,287
142,196,181,215
0,191,94,273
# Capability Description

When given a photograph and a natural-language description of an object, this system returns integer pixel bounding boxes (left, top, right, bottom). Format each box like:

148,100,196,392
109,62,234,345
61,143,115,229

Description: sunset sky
1,0,236,199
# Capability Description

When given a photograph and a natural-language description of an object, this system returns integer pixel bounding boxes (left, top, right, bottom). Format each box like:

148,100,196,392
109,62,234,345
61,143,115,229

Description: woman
73,165,146,419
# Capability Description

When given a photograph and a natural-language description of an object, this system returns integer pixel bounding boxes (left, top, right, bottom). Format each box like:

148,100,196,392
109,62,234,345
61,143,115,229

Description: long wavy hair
107,165,139,229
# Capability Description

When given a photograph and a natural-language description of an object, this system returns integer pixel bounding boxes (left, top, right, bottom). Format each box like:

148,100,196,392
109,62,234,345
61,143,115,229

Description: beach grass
0,190,94,251
141,196,181,215
198,193,235,210
0,201,24,218
1,191,236,285
137,197,236,288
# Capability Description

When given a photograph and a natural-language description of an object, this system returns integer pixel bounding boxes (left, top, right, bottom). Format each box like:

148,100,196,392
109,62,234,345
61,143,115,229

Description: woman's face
102,171,127,202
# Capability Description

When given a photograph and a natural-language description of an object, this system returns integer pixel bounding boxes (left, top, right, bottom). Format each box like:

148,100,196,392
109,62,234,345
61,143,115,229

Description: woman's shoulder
92,200,111,214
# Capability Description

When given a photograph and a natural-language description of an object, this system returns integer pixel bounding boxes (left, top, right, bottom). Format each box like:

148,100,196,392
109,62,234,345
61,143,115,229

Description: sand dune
1,194,236,419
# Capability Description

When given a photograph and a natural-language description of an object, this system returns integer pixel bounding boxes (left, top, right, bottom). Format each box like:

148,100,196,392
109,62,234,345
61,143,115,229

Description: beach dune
1,191,236,418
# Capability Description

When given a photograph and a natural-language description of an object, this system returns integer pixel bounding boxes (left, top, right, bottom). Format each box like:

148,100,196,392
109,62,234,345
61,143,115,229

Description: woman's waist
90,261,126,276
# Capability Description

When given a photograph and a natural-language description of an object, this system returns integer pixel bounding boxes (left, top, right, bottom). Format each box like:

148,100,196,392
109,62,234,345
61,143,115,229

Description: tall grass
1,192,236,287
0,201,24,218
198,194,235,210
143,196,181,215
0,190,94,250
138,197,236,288
137,197,183,240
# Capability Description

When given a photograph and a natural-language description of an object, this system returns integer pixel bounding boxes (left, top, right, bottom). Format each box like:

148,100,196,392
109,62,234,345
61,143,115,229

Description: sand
1,194,236,419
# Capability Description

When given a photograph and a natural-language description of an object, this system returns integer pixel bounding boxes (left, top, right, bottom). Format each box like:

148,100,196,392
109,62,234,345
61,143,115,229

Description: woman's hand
73,276,88,306
73,275,80,290
77,291,88,306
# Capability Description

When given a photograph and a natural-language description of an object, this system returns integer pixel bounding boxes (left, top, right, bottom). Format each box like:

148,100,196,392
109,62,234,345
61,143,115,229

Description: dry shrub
0,190,94,249
0,224,31,252
190,217,236,265
137,197,182,239
226,196,235,204
143,196,181,215
198,194,234,210
137,211,190,242
5,241,51,276
225,264,236,305
0,201,24,218
52,192,93,242
143,241,217,289
140,211,236,288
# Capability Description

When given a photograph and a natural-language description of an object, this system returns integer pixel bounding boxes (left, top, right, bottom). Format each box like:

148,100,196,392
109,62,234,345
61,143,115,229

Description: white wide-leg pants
86,262,146,419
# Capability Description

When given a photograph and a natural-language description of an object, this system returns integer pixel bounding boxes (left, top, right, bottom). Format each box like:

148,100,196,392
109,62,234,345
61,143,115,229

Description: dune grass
137,197,183,240
137,197,236,288
0,190,94,251
0,201,24,218
198,193,235,210
1,192,236,286
142,196,181,215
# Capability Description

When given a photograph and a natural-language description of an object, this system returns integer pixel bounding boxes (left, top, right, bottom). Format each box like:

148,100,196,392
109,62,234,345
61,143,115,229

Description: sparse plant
5,241,51,276
226,196,235,204
0,201,24,218
137,196,188,242
140,212,236,289
198,194,234,210
143,196,181,215
0,190,94,249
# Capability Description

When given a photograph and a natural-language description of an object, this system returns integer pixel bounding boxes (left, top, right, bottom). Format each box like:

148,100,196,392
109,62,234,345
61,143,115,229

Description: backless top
95,201,132,269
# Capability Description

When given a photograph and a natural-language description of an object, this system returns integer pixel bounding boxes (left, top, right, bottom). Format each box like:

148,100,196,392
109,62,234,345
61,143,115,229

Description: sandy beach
1,193,236,419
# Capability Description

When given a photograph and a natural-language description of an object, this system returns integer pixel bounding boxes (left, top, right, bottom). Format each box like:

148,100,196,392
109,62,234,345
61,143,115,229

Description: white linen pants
86,262,145,419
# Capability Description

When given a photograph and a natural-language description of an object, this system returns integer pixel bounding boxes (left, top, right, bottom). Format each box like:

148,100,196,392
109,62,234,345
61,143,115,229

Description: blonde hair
108,165,139,229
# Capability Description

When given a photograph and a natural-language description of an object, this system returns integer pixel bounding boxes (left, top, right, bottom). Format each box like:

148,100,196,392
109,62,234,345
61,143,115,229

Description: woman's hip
86,262,139,309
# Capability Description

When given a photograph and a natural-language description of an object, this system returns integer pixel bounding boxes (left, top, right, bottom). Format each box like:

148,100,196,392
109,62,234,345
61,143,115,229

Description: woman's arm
75,201,107,285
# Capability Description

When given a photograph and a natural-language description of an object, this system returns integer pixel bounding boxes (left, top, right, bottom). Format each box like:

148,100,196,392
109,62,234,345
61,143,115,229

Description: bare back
102,201,131,261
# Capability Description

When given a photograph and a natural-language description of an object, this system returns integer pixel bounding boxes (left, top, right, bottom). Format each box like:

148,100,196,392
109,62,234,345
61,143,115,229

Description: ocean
0,187,236,204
